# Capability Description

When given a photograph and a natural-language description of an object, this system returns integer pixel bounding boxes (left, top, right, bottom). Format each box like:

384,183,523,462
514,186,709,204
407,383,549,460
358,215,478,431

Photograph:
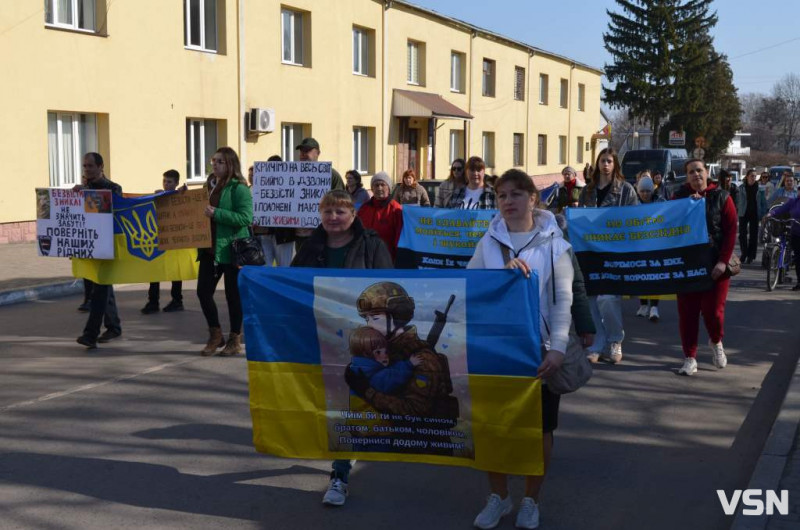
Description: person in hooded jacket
467,169,574,530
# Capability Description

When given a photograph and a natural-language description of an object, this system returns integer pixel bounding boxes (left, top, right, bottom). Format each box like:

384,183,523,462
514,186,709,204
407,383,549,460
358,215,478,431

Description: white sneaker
649,306,660,322
586,352,600,364
678,357,698,376
606,342,622,364
515,497,540,529
322,478,348,506
474,493,513,529
710,340,727,369
636,305,649,317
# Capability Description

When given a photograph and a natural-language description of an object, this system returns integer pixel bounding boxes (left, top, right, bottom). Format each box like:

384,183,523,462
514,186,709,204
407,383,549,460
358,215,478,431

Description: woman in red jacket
356,172,403,261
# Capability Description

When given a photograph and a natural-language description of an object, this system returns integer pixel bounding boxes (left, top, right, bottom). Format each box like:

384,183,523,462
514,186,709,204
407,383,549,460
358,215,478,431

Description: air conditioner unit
248,108,275,133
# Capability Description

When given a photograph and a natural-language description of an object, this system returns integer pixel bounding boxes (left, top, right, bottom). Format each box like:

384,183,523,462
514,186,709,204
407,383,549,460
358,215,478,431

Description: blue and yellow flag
72,193,199,284
241,267,545,475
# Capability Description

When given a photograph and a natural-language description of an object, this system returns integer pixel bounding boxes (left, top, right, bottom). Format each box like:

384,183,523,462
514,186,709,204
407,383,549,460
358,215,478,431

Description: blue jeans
331,459,355,482
587,295,625,354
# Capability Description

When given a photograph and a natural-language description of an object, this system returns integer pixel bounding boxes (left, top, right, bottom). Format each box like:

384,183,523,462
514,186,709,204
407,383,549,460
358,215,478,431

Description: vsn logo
717,490,789,516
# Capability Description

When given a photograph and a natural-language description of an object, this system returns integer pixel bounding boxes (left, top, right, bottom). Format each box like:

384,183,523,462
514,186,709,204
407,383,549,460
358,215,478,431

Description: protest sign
396,206,496,269
241,267,545,475
72,192,198,284
35,188,114,259
154,189,211,250
251,160,332,228
566,198,714,295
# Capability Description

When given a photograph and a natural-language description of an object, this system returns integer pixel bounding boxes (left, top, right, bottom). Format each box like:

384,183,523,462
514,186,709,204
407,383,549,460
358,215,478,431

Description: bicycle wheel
767,245,780,291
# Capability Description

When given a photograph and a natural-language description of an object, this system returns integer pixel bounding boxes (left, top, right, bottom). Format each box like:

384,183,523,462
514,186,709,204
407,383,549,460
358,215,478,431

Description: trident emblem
119,208,160,259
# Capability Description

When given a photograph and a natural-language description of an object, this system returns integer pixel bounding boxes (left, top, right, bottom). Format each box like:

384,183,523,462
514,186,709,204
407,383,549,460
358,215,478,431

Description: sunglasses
452,166,464,171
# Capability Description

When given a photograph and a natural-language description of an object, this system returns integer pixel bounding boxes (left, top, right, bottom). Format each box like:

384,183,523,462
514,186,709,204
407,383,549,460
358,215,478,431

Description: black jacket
291,217,394,269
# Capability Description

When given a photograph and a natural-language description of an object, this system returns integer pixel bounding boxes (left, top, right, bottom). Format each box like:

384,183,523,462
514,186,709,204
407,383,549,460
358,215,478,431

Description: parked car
620,149,685,199
769,166,793,184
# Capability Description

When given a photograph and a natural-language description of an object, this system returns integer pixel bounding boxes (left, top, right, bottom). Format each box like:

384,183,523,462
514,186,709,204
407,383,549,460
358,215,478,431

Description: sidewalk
0,242,82,306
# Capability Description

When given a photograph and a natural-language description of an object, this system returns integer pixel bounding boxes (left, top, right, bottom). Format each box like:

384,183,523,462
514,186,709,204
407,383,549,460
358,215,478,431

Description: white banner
252,160,332,228
35,188,114,259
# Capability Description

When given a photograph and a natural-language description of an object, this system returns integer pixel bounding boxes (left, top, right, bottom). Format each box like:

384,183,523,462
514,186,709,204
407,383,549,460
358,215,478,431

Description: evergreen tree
603,0,717,147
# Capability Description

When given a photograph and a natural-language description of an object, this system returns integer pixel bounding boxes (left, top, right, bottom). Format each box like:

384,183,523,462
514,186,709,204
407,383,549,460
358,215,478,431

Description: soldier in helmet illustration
345,282,460,429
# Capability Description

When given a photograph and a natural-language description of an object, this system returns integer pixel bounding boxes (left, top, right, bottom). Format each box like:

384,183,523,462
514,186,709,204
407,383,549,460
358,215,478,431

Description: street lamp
633,130,639,151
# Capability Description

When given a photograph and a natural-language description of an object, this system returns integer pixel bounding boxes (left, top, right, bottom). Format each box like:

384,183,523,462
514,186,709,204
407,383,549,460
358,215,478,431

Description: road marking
0,357,203,413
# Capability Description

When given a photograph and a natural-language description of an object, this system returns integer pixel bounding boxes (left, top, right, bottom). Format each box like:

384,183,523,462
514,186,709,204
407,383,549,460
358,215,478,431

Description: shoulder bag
231,228,266,267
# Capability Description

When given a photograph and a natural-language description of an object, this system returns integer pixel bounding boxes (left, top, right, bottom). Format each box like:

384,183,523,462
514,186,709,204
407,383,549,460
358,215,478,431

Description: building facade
0,0,603,241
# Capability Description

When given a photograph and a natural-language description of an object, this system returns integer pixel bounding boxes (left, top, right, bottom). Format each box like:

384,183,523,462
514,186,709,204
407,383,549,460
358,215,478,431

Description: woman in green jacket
198,147,253,356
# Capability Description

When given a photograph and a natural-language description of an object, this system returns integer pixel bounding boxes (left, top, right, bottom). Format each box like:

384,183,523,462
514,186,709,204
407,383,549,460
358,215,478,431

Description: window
353,127,370,174
482,59,495,97
450,52,465,93
47,112,98,187
558,136,567,164
186,119,218,181
407,40,425,85
560,79,569,108
577,136,584,164
537,135,547,165
514,67,525,101
185,0,217,52
353,27,371,76
513,133,524,166
45,0,97,32
449,130,464,163
539,74,549,105
281,123,305,162
282,8,304,65
578,83,586,111
482,132,495,167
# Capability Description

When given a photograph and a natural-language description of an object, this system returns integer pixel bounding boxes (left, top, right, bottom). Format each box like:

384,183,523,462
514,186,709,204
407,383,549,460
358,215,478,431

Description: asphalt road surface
0,264,798,530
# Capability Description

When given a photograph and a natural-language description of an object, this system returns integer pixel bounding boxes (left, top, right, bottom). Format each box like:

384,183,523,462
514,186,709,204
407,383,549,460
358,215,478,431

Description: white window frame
539,74,549,105
281,123,304,162
186,119,217,181
449,130,464,163
482,132,495,167
185,0,218,53
353,27,369,76
513,133,524,166
407,41,420,85
514,66,525,101
450,52,465,93
559,135,567,164
482,59,495,98
45,0,96,32
353,127,369,174
577,136,584,164
48,112,98,188
282,8,304,65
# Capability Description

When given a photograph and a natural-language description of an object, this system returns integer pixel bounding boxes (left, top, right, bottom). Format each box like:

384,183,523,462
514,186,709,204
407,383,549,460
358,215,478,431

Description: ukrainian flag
72,193,198,284
240,267,545,475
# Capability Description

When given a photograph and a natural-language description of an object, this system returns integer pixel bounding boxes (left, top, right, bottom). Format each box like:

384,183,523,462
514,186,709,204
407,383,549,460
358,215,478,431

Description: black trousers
196,253,242,333
739,213,759,260
147,281,183,303
82,279,94,303
82,284,121,339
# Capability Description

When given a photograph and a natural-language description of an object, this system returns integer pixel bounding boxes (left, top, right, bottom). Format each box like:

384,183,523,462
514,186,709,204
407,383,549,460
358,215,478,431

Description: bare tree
772,73,800,154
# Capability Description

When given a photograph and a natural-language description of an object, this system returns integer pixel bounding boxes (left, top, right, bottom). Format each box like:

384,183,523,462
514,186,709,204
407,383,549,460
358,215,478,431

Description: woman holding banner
291,189,393,507
468,169,574,530
198,147,253,356
578,148,638,364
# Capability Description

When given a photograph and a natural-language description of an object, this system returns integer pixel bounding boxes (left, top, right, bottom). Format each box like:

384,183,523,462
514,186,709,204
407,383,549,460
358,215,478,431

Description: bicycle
764,216,800,291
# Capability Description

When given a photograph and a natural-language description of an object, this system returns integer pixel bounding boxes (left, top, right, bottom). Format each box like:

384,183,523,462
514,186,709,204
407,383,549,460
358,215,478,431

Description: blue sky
409,0,800,96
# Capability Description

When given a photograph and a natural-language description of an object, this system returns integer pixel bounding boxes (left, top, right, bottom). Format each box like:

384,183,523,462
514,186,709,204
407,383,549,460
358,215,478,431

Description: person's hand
409,354,423,367
179,184,188,193
204,205,216,218
72,184,84,192
537,350,564,379
690,192,702,200
504,257,531,278
711,260,727,280
579,333,595,348
344,365,370,396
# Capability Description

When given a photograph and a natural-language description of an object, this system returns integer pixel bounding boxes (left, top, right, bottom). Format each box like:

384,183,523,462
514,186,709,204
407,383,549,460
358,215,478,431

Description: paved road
0,266,798,530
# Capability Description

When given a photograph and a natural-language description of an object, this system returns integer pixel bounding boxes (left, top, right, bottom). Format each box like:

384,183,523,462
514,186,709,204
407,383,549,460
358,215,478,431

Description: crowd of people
67,141,800,529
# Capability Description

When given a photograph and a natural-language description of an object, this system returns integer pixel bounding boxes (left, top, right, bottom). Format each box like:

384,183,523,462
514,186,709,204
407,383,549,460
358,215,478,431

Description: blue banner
395,206,497,269
240,267,547,474
565,198,714,295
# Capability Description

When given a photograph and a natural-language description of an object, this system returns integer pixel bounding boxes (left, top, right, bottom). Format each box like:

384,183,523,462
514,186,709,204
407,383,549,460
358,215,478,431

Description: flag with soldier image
241,267,546,475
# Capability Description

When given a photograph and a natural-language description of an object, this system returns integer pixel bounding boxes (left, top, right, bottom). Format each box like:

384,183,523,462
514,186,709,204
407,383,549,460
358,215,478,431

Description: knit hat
371,171,392,188
562,166,576,176
637,176,654,192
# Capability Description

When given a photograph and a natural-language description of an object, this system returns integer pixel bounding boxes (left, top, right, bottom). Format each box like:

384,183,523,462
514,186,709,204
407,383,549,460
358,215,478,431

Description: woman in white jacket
468,169,574,530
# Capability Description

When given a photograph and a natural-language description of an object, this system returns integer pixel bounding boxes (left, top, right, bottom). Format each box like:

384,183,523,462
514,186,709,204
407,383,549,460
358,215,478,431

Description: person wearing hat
357,171,404,261
556,166,584,212
635,176,666,322
294,137,345,251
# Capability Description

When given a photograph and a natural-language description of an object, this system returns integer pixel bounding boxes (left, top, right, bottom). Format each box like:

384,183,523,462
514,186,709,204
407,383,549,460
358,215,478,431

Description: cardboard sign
155,188,211,250
251,160,332,228
35,188,114,259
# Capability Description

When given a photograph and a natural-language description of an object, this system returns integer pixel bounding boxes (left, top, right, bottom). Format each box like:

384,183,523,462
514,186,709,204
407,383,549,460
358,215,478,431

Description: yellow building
0,0,602,242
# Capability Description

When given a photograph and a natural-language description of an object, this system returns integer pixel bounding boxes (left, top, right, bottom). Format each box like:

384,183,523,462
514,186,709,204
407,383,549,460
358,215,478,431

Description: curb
0,280,83,307
731,357,800,530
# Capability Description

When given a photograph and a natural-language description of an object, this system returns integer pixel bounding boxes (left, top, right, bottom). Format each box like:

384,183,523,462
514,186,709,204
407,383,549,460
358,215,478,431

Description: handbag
725,254,741,277
231,230,266,267
543,329,593,395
